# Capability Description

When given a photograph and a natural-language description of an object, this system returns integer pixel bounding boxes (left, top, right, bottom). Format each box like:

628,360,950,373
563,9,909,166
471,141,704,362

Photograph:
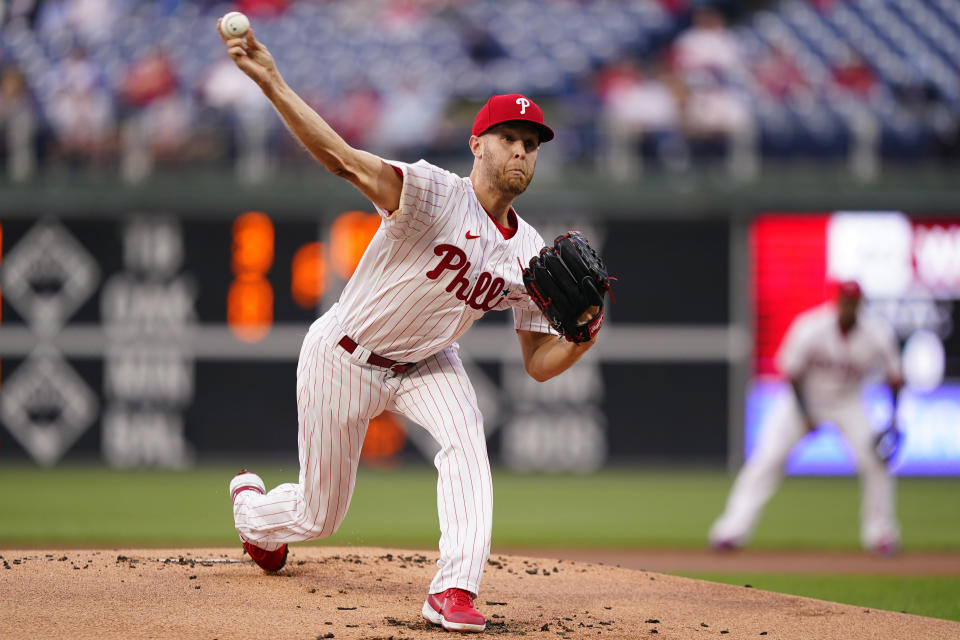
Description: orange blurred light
360,412,407,463
227,275,274,343
232,211,274,275
330,211,381,279
291,241,326,309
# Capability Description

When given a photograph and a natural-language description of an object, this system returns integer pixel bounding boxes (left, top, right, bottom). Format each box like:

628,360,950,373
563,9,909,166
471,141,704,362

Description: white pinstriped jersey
336,159,555,362
235,160,554,597
776,302,901,408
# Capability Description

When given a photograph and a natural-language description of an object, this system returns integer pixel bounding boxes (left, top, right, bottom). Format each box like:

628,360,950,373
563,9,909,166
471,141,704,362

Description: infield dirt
3,546,958,639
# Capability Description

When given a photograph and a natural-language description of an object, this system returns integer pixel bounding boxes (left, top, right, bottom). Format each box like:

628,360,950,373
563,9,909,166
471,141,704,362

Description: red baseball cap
836,280,863,300
472,94,555,143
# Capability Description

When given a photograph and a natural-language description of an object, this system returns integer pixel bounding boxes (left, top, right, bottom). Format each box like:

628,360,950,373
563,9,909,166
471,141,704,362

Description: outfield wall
1,178,958,472
0,209,739,469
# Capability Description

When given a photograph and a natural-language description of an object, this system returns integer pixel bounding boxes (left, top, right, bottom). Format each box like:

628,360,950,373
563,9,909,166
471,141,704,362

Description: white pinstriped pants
709,392,899,550
232,308,493,595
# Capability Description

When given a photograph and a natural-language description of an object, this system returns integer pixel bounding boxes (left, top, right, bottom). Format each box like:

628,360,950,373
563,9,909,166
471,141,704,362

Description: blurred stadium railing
1,0,958,184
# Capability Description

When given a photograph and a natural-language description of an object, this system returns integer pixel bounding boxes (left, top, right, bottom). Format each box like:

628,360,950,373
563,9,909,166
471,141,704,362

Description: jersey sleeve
775,313,813,379
513,300,557,334
373,159,455,240
511,224,556,335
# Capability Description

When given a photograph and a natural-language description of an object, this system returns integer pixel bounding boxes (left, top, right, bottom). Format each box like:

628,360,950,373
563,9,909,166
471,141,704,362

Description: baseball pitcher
218,19,612,633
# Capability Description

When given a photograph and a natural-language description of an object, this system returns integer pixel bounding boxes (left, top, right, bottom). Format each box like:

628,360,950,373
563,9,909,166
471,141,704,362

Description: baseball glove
873,421,903,466
522,231,614,343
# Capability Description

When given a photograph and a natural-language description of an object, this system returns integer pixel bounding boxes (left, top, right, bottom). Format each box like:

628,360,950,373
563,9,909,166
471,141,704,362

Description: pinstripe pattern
233,311,493,592
233,159,554,596
234,312,393,550
338,160,555,362
390,345,492,594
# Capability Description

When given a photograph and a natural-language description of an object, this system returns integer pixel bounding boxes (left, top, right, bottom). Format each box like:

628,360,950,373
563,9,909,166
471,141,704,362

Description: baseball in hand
220,11,250,38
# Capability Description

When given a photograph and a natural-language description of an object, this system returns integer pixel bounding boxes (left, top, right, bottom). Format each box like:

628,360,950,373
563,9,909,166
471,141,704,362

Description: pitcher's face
474,122,540,196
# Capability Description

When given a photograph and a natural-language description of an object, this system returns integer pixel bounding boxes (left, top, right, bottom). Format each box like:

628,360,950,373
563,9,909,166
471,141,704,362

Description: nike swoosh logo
465,231,481,239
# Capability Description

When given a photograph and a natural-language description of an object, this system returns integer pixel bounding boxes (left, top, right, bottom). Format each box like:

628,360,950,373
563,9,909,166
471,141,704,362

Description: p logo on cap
472,94,555,143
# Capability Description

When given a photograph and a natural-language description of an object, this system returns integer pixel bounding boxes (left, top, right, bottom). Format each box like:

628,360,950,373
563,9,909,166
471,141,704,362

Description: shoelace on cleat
448,589,474,608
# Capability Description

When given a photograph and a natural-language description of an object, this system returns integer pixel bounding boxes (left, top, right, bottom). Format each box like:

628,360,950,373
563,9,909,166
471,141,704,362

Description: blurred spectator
438,5,507,66
0,0,956,180
679,71,753,144
830,50,877,99
559,74,604,168
672,5,743,77
754,42,810,101
327,82,383,150
1,0,41,26
596,58,688,179
807,0,839,11
120,49,178,108
119,50,193,181
237,0,290,19
371,78,447,159
892,79,960,161
0,61,38,180
669,5,757,179
201,57,277,183
46,47,116,171
826,49,883,178
68,0,123,46
656,0,691,16
35,0,124,47
376,0,429,36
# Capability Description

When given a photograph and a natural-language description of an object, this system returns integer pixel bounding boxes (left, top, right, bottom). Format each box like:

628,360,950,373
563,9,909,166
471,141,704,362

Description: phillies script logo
426,244,505,311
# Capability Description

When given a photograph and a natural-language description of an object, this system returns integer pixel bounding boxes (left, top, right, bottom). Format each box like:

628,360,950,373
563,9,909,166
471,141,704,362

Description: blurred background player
218,17,602,635
709,281,903,555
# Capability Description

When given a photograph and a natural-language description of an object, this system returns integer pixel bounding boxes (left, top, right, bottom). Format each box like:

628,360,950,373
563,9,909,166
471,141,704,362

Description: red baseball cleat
709,539,740,553
242,539,288,572
872,538,900,558
229,470,288,573
422,587,486,633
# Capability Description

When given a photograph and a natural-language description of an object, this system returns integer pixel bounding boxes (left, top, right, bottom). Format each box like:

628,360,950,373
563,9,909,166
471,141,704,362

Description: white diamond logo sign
1,221,100,335
0,353,99,466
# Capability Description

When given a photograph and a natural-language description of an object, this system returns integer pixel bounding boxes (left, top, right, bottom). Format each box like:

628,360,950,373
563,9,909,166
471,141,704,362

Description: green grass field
3,464,959,620
673,573,960,622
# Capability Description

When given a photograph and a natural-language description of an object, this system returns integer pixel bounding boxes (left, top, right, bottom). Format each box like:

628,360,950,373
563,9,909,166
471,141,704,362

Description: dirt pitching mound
3,546,957,639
